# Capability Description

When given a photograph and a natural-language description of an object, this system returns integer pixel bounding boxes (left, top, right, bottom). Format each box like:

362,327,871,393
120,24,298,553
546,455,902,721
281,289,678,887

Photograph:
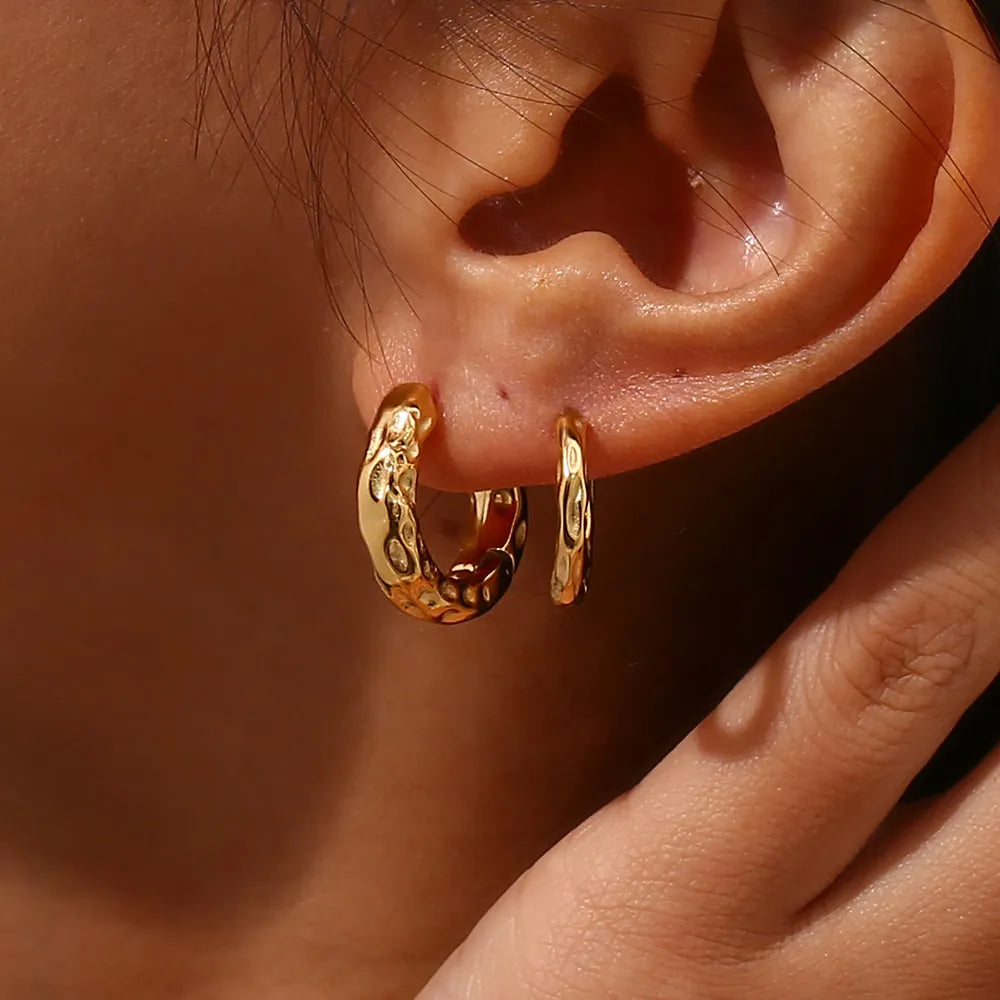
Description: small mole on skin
497,385,510,402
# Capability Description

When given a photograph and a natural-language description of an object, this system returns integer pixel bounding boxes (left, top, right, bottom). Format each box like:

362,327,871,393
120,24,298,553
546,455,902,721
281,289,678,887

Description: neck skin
0,295,971,998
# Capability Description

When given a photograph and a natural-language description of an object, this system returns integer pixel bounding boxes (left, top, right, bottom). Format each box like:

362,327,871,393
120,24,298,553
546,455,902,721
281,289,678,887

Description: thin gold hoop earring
358,383,527,625
551,411,593,606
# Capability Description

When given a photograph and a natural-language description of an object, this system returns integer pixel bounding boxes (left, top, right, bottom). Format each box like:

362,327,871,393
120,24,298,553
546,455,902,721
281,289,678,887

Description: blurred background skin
0,2,996,997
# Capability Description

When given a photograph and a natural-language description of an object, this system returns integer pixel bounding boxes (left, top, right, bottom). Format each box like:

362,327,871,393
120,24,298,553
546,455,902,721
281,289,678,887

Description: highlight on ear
330,0,1000,491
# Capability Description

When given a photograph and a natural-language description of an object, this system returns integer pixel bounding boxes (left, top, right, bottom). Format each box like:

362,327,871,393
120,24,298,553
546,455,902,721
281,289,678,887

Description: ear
344,0,1000,491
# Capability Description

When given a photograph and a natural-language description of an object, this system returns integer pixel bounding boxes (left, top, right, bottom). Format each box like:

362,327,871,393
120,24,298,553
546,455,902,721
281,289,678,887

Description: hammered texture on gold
358,383,527,624
551,411,593,606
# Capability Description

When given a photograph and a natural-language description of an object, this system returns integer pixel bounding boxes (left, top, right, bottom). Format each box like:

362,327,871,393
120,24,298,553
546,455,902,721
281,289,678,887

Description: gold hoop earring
358,383,527,625
551,411,593,606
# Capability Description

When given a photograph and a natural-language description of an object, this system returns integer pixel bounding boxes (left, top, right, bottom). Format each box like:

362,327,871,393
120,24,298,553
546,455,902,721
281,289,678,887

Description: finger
638,404,1000,914
788,746,1000,999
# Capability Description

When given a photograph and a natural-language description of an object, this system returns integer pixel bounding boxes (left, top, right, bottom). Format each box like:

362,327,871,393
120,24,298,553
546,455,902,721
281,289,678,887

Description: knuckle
820,577,978,736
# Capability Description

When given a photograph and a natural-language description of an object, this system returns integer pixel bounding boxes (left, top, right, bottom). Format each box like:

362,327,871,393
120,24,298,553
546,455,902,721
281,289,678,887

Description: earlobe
348,0,1000,492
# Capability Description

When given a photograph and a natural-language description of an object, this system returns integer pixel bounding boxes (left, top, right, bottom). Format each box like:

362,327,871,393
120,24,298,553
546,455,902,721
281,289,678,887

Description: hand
419,407,1000,999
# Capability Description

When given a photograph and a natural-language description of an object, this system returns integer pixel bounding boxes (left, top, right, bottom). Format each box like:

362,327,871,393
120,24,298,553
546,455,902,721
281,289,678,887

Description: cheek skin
0,0,376,938
0,0,338,517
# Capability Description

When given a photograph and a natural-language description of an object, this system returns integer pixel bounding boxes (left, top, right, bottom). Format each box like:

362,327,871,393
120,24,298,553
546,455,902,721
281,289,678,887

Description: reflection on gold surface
358,383,527,625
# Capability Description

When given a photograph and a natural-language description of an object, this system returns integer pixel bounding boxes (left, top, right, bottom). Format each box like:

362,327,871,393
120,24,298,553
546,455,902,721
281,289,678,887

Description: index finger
633,402,1000,916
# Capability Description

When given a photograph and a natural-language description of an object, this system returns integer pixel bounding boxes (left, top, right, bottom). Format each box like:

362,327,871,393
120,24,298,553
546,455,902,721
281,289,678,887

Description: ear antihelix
733,0,957,279
728,0,1000,337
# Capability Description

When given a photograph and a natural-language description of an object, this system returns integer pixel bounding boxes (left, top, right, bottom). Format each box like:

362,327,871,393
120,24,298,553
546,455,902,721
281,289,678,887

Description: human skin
0,1,999,998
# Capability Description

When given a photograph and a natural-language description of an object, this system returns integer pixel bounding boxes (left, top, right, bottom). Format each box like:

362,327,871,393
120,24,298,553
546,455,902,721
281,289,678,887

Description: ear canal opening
458,5,789,294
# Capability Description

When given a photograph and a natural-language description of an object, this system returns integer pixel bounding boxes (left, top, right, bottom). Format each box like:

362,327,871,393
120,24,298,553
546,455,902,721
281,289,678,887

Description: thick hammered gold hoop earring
551,411,593,606
358,383,527,625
